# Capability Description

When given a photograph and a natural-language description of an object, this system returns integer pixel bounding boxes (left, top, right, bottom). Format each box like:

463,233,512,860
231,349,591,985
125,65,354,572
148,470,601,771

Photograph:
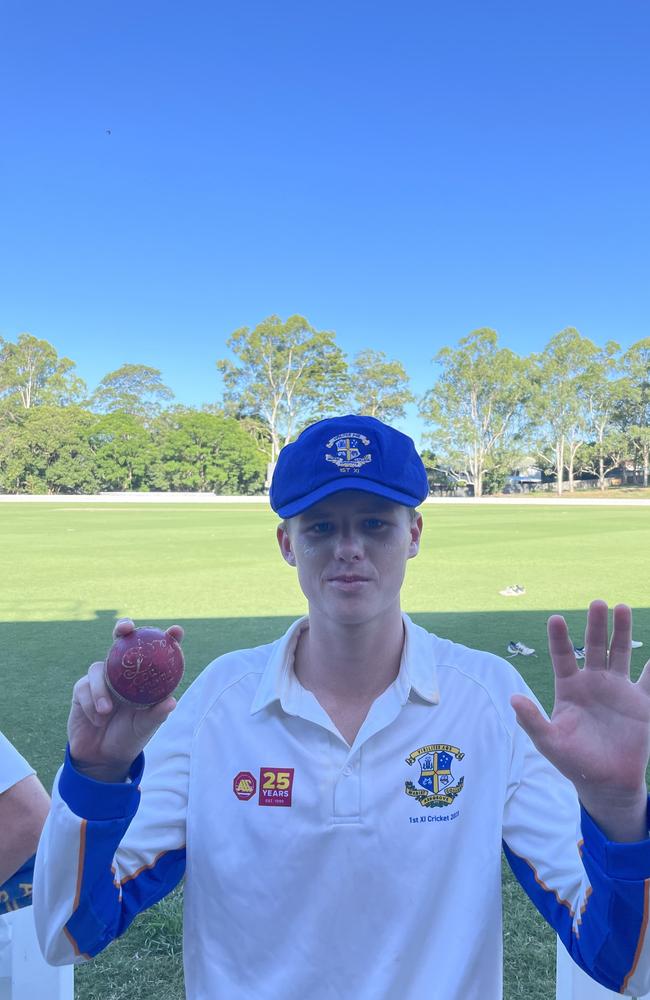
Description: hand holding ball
104,626,185,708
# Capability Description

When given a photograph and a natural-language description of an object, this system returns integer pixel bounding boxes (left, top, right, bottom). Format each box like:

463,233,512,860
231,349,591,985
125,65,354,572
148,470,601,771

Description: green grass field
2,501,649,999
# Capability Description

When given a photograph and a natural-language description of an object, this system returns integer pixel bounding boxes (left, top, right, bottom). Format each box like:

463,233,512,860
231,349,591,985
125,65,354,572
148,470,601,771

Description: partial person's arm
507,602,650,996
33,620,190,965
0,773,50,885
0,727,50,907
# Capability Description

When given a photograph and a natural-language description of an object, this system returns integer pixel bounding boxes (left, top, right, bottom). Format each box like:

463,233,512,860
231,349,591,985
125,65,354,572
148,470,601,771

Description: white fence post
557,937,650,1000
0,907,73,1000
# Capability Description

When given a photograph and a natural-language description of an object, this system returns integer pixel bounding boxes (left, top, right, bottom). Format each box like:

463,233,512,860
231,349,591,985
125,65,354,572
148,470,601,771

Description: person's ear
277,523,297,566
407,514,423,559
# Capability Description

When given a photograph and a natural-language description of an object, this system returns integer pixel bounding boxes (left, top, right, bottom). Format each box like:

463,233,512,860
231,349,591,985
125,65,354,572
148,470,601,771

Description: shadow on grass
2,606,648,788
3,607,647,1000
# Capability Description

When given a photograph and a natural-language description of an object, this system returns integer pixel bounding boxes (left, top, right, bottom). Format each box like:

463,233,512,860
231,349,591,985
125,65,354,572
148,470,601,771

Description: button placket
333,752,361,823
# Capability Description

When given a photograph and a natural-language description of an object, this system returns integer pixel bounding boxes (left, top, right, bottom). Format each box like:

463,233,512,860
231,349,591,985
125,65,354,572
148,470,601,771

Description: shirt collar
400,613,440,705
250,612,439,715
250,616,309,715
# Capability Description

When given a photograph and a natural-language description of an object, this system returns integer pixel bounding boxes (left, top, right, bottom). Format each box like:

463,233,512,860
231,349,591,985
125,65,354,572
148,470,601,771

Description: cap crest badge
325,432,372,474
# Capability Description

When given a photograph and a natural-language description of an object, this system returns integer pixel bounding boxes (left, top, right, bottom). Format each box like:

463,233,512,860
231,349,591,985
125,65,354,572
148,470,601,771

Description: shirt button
342,766,352,777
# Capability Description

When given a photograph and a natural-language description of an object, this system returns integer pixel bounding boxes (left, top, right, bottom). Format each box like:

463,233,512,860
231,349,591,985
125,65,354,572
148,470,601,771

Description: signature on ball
121,638,170,679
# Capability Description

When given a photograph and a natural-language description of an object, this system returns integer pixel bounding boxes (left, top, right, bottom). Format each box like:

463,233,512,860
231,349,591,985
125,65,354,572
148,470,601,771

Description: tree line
0,317,648,496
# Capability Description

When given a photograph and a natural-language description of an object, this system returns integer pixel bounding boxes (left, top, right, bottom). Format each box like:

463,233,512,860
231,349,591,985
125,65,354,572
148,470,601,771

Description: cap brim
274,478,423,518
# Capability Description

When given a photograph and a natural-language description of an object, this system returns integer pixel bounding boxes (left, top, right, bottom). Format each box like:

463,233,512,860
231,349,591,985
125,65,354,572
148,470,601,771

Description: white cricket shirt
34,615,650,998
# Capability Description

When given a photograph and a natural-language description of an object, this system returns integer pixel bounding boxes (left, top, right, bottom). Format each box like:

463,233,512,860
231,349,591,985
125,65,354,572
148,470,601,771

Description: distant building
504,466,543,492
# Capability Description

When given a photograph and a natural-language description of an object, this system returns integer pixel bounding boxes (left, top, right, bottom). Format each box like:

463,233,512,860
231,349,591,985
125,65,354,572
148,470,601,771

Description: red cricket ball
104,626,185,708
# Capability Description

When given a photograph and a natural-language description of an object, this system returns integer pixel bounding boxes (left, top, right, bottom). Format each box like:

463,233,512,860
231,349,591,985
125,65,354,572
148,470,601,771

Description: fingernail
98,698,110,712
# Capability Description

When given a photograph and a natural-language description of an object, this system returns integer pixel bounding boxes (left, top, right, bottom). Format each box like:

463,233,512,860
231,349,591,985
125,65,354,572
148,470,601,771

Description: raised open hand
511,601,650,842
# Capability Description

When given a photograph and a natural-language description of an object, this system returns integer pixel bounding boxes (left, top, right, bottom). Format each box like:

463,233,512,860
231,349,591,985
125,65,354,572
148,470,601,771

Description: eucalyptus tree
419,329,530,497
578,342,625,490
529,329,600,494
216,315,349,463
347,350,414,420
0,333,86,413
615,338,650,486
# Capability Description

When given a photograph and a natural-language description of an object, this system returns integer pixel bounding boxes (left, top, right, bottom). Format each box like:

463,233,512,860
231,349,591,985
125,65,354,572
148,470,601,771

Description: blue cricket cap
269,415,429,518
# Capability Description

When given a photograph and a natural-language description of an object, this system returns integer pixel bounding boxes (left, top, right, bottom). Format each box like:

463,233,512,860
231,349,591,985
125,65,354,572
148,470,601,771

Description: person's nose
333,526,364,561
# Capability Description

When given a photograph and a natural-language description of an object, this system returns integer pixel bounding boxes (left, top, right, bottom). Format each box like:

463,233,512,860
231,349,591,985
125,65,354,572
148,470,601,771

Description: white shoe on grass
507,641,536,657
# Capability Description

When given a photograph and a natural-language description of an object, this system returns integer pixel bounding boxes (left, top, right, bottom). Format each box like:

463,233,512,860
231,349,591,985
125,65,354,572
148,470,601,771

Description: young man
34,415,650,999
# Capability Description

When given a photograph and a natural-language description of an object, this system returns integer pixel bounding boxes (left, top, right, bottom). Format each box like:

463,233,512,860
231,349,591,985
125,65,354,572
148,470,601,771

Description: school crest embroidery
405,743,465,809
325,431,372,473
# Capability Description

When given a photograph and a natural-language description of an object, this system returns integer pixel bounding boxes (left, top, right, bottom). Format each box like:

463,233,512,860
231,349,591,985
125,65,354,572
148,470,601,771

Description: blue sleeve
59,747,186,959
0,854,36,912
504,797,650,994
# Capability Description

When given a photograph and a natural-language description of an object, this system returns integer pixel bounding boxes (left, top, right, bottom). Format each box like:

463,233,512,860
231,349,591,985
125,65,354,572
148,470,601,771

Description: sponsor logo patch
405,743,465,809
233,771,257,801
259,767,294,807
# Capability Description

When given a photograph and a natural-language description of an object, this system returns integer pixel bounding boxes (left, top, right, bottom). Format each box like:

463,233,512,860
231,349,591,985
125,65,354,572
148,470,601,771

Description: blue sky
1,1,648,445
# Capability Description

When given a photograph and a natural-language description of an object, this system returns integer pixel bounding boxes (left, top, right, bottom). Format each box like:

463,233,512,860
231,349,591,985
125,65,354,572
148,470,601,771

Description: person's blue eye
309,522,332,534
366,518,385,529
